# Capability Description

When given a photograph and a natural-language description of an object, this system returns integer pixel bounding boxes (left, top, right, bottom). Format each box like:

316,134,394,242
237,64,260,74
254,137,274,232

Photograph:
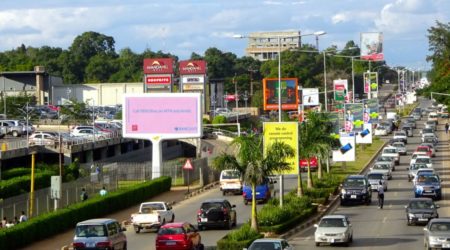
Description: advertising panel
326,112,341,135
263,122,299,175
123,93,202,140
145,75,172,85
179,60,207,75
344,103,364,132
333,79,348,102
181,75,205,91
364,73,370,94
360,32,384,61
302,88,319,106
363,98,379,124
263,78,298,111
356,124,373,144
300,157,318,170
369,72,378,94
143,58,174,74
332,133,356,162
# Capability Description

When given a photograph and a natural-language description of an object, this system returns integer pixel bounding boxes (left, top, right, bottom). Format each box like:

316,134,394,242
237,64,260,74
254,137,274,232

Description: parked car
155,222,203,250
244,238,294,250
72,218,127,250
219,170,242,196
405,198,439,226
0,120,23,137
414,173,442,200
340,175,372,205
407,163,430,182
366,172,388,192
72,128,106,140
242,177,275,205
131,202,175,233
314,215,353,246
28,132,57,146
423,218,450,249
391,142,407,155
197,199,236,230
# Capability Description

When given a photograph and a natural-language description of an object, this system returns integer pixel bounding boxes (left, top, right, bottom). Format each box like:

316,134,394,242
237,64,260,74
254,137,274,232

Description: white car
370,163,392,180
382,146,400,165
414,156,433,169
244,238,294,250
374,126,388,136
314,215,353,247
424,121,437,130
393,131,408,144
391,142,407,155
71,128,106,140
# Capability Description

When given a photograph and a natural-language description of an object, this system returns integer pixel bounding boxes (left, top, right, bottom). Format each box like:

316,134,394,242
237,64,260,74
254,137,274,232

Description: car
374,125,388,136
401,125,414,137
393,131,408,144
314,215,353,246
415,145,433,158
414,156,433,168
380,121,393,134
340,175,372,205
369,163,392,180
405,117,417,128
427,112,439,124
366,172,388,192
423,136,438,146
131,202,175,233
424,218,450,249
155,222,203,250
421,128,436,135
413,169,437,185
424,120,437,130
405,198,439,226
421,143,437,157
72,218,127,250
242,177,275,205
244,238,294,250
414,173,442,200
197,199,236,230
410,152,425,166
391,142,407,155
412,111,422,120
28,132,57,146
407,163,430,182
381,146,400,165
219,170,242,195
375,155,396,171
71,128,107,140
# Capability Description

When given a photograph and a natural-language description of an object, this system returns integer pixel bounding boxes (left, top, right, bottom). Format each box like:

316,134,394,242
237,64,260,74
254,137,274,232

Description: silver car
407,163,430,182
73,218,127,250
392,142,407,155
370,163,392,180
424,218,450,249
367,172,388,191
314,215,353,246
244,238,293,250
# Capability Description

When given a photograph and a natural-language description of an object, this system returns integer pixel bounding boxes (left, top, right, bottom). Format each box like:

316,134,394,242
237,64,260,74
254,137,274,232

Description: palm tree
212,134,294,232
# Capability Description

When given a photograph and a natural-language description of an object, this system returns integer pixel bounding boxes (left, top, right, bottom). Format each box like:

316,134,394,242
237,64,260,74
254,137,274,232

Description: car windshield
343,178,366,187
417,147,429,152
378,156,392,161
368,174,383,180
417,175,439,183
249,242,282,250
201,202,224,210
410,200,434,209
158,227,184,235
384,149,397,154
222,171,240,179
395,132,406,136
374,164,389,170
319,218,347,228
141,203,165,212
410,164,428,170
429,222,450,232
75,225,107,237
416,158,431,164
393,143,404,148
422,129,434,133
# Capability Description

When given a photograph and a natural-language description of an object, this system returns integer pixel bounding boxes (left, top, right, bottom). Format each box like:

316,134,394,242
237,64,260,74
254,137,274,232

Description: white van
219,169,242,196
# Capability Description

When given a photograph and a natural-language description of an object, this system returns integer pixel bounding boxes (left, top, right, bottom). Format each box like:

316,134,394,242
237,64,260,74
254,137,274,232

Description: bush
0,171,54,198
1,168,36,180
217,223,263,250
258,204,291,226
0,176,171,250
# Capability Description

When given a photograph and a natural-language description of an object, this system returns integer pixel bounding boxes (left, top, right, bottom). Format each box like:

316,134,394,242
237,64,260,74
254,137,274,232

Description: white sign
183,159,194,170
50,176,62,199
332,133,356,162
356,124,373,144
302,88,319,106
181,75,204,84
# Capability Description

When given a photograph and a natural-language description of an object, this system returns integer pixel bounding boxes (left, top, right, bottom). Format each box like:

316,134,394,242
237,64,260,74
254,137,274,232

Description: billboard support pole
151,138,163,179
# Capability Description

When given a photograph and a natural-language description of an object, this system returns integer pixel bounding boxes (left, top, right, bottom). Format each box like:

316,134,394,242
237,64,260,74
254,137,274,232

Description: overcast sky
0,0,448,70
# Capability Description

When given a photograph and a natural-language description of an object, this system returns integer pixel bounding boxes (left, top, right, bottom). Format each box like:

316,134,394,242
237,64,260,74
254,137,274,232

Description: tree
212,135,294,231
59,98,90,124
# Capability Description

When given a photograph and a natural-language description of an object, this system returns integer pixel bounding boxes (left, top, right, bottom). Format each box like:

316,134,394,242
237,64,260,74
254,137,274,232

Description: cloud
263,1,283,5
332,13,348,24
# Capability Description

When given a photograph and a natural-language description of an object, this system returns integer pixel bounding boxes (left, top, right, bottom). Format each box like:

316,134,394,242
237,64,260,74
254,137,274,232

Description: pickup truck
130,202,175,233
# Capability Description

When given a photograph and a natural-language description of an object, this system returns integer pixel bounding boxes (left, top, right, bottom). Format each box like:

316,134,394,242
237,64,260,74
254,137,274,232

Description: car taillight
96,241,112,248
72,242,85,248
197,209,203,216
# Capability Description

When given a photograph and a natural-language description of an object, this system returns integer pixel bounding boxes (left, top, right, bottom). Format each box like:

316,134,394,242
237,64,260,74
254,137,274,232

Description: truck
130,202,175,233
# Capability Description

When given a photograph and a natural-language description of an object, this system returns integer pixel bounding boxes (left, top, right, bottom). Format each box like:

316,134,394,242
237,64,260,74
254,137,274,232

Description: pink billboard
123,93,202,139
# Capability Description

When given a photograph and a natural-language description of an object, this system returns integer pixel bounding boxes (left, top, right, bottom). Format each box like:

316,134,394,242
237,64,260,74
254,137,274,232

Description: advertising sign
143,58,174,74
146,75,172,85
300,157,318,170
327,112,341,135
369,72,378,94
344,103,364,132
50,176,62,199
263,122,299,175
333,79,348,101
364,73,370,94
123,93,202,140
302,88,319,106
356,124,373,144
360,32,384,61
181,75,205,84
332,133,356,162
363,98,379,124
263,78,298,111
179,60,207,75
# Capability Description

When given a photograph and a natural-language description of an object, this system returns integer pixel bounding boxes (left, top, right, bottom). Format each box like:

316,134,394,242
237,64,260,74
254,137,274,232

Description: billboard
143,58,174,74
181,75,205,91
145,75,172,85
179,60,207,75
300,157,318,170
356,124,373,144
123,93,202,140
263,78,298,111
344,103,364,132
263,122,299,175
361,32,384,61
302,88,319,106
363,98,379,124
333,79,348,102
332,133,356,162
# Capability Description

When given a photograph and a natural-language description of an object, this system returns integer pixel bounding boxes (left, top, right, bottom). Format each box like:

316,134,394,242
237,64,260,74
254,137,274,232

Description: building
245,30,302,61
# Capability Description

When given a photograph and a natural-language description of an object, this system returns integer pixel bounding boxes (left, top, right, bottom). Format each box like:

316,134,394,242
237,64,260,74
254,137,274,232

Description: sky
0,0,448,70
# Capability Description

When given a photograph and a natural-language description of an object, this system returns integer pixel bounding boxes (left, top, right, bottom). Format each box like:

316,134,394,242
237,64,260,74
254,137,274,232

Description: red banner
179,60,207,75
146,75,171,84
299,157,318,168
143,58,174,74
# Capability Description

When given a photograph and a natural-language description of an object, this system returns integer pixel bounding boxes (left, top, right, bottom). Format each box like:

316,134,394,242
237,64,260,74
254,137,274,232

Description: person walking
80,188,88,201
1,217,7,228
445,122,449,134
99,186,107,196
19,211,28,223
377,180,385,209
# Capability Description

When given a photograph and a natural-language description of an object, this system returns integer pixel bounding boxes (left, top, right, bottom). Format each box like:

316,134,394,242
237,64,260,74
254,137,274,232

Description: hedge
0,176,171,250
0,171,54,199
217,223,264,250
1,168,37,180
258,206,317,234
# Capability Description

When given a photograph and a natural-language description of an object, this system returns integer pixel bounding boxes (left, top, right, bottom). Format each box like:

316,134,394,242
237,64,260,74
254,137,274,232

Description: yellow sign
263,122,299,175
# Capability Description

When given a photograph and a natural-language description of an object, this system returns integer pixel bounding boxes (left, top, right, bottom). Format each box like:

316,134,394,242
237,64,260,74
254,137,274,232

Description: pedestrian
377,180,385,209
99,186,107,196
1,217,7,228
384,107,387,115
19,211,27,223
5,220,14,228
445,122,449,134
13,216,19,225
80,188,88,201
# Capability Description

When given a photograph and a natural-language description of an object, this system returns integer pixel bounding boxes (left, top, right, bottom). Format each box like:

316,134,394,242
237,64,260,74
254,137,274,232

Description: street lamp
314,31,326,51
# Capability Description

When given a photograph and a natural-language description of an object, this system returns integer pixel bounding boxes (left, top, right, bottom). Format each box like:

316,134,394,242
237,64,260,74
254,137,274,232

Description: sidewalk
22,184,206,250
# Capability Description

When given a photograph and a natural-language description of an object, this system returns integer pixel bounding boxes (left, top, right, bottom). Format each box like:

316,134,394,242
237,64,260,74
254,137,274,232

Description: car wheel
366,198,371,206
162,219,166,225
134,227,140,233
225,219,232,230
406,217,411,226
349,235,353,243
123,242,127,250
244,199,248,205
171,214,175,222
222,191,226,196
315,242,320,247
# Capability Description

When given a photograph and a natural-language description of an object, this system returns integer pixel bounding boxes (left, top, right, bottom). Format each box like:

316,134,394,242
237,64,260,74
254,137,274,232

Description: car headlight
361,189,367,194
408,213,415,218
315,232,325,237
338,233,347,237
341,189,346,194
429,236,440,243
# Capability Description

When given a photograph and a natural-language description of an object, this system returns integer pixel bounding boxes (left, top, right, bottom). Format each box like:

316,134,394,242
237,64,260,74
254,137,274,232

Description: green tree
59,98,90,124
212,135,294,231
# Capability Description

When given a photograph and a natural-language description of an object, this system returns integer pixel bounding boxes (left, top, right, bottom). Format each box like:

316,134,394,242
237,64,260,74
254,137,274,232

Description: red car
155,222,204,250
415,146,432,157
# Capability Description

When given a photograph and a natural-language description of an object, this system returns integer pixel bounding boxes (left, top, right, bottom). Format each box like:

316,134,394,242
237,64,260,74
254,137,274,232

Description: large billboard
143,58,174,74
123,93,202,140
361,32,384,61
333,79,348,102
302,88,319,106
332,133,356,162
344,103,364,132
263,78,298,111
363,98,379,124
179,60,207,75
356,124,373,144
263,122,299,175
